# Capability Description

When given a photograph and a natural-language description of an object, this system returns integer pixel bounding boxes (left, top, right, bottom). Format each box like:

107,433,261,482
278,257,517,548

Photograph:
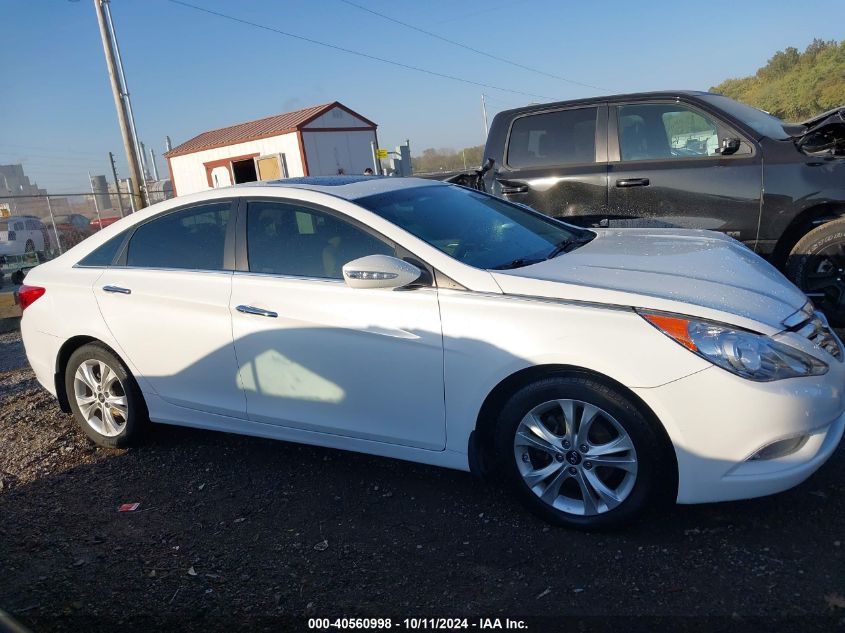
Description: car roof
496,90,717,116
237,175,443,201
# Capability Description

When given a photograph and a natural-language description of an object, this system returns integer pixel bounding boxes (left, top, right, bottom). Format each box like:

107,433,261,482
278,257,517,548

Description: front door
606,101,762,245
229,198,446,450
486,104,608,226
95,200,245,418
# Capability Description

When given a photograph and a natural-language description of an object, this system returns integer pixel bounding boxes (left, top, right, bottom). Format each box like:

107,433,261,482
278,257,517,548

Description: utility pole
149,146,160,181
481,94,489,138
109,151,125,217
87,171,104,228
93,0,147,209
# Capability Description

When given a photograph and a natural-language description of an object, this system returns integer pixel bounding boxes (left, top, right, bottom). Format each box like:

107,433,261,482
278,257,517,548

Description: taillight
8,231,16,240
18,285,46,311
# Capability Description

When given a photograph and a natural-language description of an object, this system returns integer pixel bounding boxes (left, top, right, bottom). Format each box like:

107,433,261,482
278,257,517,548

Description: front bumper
633,356,845,504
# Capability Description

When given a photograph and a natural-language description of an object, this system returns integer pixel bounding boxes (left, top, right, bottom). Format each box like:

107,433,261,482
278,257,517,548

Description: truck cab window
507,108,598,168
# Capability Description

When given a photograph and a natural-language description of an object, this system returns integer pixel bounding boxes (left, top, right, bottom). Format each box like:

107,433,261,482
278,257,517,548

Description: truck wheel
786,219,845,325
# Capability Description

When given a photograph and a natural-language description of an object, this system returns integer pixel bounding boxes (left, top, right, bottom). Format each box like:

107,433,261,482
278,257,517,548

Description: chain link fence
0,185,174,286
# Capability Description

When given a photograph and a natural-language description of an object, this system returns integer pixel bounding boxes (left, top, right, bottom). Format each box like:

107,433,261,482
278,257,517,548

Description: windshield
356,184,590,270
700,94,791,140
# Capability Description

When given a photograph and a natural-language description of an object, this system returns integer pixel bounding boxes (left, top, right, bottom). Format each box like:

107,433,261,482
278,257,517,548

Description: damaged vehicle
447,92,845,322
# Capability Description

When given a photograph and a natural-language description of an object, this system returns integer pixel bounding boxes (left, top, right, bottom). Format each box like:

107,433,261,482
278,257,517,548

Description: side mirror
717,137,741,156
342,255,421,290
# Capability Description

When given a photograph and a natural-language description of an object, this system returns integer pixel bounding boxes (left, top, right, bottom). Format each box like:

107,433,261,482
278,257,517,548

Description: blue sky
3,0,844,192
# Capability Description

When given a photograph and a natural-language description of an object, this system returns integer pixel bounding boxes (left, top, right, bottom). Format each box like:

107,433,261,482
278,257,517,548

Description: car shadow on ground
2,327,845,630
1,412,844,631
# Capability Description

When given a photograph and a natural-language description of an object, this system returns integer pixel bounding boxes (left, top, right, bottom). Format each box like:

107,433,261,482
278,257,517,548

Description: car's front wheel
495,374,674,529
65,343,147,448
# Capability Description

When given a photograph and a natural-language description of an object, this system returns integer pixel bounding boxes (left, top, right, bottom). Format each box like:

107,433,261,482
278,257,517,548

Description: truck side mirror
717,137,741,156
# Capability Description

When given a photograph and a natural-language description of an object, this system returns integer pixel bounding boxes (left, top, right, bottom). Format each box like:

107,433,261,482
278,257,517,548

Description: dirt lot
1,329,844,632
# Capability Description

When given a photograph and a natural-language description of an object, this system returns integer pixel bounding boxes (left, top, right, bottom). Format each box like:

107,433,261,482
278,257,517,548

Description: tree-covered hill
711,39,845,122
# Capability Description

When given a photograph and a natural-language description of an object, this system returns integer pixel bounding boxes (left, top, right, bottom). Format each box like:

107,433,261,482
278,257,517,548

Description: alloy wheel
513,399,638,516
73,359,128,437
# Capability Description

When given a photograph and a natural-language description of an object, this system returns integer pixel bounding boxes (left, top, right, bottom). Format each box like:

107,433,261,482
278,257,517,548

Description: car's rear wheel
65,343,146,448
494,374,674,529
24,239,35,253
787,219,845,325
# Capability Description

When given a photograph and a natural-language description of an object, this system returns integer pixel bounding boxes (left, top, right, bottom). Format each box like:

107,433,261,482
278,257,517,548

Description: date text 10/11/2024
307,618,529,630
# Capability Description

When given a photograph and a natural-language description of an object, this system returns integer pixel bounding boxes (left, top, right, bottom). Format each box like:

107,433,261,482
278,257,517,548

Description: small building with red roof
164,102,378,196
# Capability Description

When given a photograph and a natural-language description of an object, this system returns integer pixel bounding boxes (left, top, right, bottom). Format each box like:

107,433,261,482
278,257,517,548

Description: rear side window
126,202,232,270
77,232,127,267
507,107,597,168
246,200,392,279
25,220,40,230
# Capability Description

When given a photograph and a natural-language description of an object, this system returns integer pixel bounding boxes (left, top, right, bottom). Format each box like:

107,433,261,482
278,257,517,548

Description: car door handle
236,304,278,318
102,285,131,295
615,178,650,188
496,180,529,194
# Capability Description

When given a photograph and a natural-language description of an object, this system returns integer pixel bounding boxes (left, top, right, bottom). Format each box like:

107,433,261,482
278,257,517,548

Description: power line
338,0,609,92
165,0,555,100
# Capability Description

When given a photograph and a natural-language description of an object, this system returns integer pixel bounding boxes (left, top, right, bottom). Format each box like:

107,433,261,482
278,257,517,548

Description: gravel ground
1,329,844,632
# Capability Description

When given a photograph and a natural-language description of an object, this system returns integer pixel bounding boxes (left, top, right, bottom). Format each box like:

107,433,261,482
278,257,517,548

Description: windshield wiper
545,235,594,259
491,257,545,270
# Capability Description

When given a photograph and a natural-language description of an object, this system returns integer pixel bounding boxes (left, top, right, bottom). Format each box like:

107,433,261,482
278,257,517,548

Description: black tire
24,239,35,253
64,343,147,448
786,219,845,326
494,374,675,529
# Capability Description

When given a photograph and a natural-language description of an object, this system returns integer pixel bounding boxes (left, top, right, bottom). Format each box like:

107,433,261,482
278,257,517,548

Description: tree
711,39,845,121
411,145,485,173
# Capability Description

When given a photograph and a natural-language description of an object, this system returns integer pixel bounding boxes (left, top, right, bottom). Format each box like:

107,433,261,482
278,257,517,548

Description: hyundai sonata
19,177,845,528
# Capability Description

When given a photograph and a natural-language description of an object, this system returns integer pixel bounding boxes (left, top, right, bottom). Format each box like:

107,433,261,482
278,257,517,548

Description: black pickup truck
448,91,845,321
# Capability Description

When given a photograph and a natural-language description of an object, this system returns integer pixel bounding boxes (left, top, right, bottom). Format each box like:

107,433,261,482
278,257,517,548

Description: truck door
489,104,609,226
606,101,762,246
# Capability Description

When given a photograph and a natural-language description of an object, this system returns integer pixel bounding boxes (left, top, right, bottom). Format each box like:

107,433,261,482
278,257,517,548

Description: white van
0,216,49,256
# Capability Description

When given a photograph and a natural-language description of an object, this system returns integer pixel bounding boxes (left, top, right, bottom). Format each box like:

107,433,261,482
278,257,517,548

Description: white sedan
19,177,845,528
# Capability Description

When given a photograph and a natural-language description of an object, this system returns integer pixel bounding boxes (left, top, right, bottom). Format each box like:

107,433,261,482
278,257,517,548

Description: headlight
639,312,828,381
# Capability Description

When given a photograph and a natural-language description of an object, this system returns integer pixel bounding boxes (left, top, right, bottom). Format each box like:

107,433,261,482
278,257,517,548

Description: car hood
490,229,807,332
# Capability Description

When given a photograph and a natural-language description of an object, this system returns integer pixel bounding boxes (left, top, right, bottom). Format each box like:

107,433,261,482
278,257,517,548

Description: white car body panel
19,177,845,508
491,228,807,334
230,273,446,449
94,268,245,418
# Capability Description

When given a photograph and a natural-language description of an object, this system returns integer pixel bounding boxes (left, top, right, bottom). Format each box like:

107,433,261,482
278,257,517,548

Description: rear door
490,104,608,225
95,199,245,418
606,100,762,244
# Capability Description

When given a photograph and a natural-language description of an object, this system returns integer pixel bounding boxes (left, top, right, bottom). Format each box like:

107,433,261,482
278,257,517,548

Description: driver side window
246,200,394,279
617,103,749,161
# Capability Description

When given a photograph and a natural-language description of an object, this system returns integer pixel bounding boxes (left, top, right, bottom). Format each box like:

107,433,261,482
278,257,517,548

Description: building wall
302,130,377,176
169,133,303,196
304,106,372,129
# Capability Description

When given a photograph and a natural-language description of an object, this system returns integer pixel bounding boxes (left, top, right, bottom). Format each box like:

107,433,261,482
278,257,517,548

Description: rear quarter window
76,232,128,267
